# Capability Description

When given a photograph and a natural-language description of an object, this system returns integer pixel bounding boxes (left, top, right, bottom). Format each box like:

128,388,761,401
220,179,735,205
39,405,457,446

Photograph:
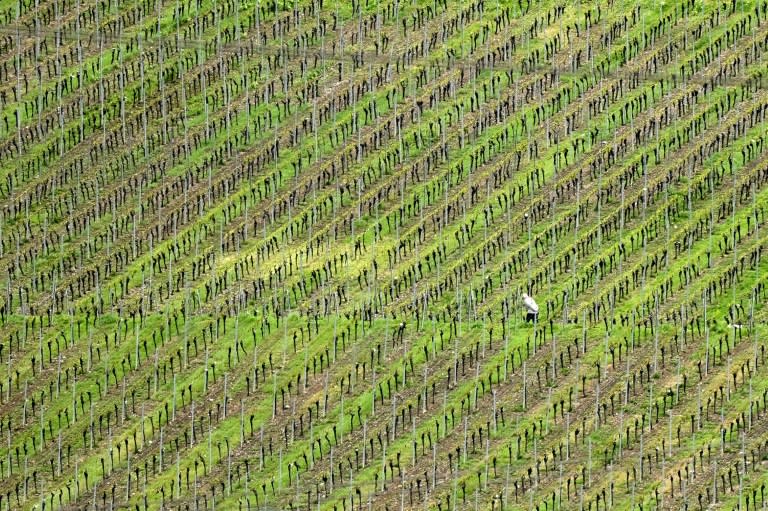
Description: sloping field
0,0,766,509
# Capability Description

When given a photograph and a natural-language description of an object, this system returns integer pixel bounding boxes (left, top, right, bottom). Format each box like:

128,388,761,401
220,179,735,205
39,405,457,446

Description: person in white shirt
522,293,539,323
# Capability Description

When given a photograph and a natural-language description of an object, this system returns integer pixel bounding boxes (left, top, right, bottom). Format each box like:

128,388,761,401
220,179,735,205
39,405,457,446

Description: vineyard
0,0,766,509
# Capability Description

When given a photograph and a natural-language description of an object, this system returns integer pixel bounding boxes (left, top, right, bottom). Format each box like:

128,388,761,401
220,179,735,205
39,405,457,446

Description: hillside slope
0,0,766,509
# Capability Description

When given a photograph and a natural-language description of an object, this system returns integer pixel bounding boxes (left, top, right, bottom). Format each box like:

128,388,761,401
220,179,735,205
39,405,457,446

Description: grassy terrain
0,0,766,509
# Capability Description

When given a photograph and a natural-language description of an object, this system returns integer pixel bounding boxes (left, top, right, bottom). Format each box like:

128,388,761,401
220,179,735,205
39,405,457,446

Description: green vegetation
0,0,766,509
